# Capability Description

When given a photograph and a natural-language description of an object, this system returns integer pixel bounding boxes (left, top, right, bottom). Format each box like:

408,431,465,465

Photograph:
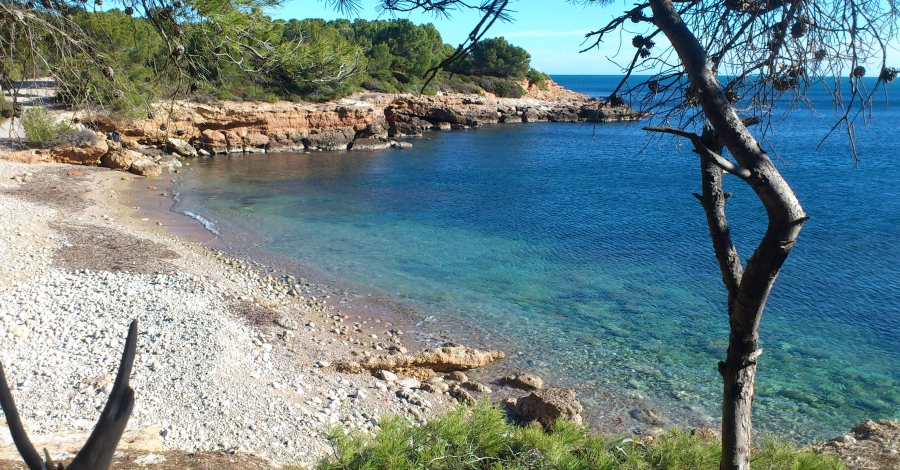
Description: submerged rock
630,406,670,426
500,372,544,390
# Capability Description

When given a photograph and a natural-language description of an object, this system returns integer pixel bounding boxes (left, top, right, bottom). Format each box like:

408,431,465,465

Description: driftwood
0,320,138,470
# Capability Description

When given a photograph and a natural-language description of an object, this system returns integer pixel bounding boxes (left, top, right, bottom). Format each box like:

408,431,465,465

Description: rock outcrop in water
70,79,644,165
336,345,506,379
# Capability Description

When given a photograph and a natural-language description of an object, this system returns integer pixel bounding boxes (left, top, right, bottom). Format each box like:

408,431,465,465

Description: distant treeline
14,11,550,107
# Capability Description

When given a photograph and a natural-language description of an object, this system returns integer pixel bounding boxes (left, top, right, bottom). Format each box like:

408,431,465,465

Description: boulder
130,158,162,177
350,137,391,151
355,122,389,139
449,384,476,404
446,371,467,382
396,377,421,389
244,133,269,152
50,134,108,165
266,138,305,153
200,129,228,154
0,425,162,461
511,387,583,429
156,154,183,172
386,114,432,137
412,346,504,371
224,130,243,153
101,148,142,171
522,108,548,122
302,127,356,150
166,137,197,158
499,114,523,123
390,141,413,150
376,370,398,382
500,372,544,390
337,346,504,374
462,381,492,394
435,121,452,131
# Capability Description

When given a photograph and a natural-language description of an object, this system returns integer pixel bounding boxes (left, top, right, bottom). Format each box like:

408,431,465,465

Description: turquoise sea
172,76,900,441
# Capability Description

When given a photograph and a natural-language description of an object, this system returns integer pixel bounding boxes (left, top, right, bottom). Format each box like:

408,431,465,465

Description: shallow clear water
173,76,900,441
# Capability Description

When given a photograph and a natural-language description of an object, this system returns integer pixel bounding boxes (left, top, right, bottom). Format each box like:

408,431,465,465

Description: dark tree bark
646,1,808,469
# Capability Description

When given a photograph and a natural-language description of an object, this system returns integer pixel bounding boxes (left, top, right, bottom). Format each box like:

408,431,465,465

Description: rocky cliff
79,79,644,160
35,80,645,174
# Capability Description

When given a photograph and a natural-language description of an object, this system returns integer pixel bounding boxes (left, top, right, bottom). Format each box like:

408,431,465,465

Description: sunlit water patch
172,76,900,441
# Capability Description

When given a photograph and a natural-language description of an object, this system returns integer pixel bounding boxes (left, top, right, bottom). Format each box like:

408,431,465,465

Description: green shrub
526,68,551,91
476,76,524,98
21,107,74,147
316,402,846,470
0,98,12,122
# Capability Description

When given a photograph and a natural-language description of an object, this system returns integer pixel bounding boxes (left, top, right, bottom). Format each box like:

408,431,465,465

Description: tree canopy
0,3,539,113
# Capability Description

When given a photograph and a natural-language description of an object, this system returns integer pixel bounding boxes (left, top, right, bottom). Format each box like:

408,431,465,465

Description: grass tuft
316,402,845,470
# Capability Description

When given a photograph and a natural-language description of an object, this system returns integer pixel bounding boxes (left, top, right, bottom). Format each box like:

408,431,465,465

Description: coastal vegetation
317,403,845,470
0,5,540,113
19,108,75,147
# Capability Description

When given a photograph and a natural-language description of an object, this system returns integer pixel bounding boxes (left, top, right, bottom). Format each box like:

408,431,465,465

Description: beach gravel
0,161,457,467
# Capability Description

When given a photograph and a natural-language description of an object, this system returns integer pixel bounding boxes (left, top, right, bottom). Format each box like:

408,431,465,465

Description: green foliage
21,107,74,147
527,68,551,90
0,98,12,123
316,403,845,470
752,436,846,470
475,76,525,98
462,37,532,79
5,2,543,109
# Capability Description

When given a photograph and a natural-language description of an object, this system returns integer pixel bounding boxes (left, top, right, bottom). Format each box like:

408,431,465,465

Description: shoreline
0,160,470,467
124,153,716,436
0,159,893,469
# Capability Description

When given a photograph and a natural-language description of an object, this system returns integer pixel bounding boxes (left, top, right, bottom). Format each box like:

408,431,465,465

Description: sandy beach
0,160,476,468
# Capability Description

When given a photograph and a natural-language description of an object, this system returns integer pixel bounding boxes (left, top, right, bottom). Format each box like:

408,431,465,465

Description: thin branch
643,126,752,179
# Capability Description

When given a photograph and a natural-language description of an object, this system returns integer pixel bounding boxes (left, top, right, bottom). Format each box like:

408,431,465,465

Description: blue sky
273,1,900,75
272,0,630,74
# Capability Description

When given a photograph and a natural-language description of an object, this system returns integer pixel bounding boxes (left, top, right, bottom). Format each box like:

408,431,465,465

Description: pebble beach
0,160,462,467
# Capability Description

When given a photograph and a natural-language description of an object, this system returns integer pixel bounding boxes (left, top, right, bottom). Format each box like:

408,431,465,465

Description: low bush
0,98,12,122
527,68,552,91
21,107,75,147
316,402,845,470
476,76,525,98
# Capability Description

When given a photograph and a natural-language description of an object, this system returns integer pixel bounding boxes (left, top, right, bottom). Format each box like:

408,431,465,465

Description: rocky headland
8,79,645,177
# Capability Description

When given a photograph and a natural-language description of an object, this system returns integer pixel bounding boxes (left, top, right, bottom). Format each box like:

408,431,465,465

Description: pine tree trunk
648,1,808,468
719,333,759,470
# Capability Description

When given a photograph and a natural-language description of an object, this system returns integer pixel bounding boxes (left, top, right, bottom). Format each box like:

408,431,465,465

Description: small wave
181,211,220,236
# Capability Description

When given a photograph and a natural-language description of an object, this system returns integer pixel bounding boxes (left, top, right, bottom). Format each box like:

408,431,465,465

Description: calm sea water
173,76,900,441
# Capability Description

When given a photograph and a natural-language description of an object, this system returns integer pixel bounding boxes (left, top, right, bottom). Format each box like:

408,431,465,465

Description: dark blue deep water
174,76,900,441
